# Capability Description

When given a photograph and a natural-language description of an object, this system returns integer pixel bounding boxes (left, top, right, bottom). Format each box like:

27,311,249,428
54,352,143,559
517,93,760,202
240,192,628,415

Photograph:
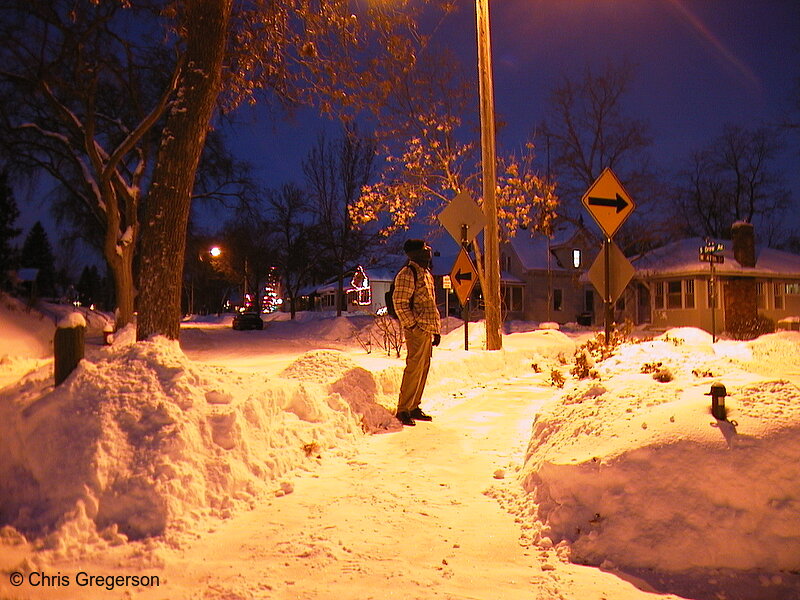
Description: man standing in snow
393,239,442,426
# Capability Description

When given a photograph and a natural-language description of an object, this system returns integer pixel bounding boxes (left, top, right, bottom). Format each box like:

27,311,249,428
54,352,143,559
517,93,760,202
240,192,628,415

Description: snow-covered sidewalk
1,373,682,600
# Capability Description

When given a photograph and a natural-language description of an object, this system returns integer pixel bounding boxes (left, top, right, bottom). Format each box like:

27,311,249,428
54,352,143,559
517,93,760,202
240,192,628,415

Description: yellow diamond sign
449,248,478,306
581,168,635,239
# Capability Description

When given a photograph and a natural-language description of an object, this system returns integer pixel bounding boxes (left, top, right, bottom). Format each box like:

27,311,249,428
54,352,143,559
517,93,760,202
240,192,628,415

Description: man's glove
432,333,441,347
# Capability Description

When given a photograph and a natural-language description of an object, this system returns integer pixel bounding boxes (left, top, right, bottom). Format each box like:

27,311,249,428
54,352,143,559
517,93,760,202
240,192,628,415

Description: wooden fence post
54,313,86,386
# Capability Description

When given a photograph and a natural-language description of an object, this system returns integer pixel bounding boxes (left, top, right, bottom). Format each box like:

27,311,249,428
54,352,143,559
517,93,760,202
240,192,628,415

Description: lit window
572,249,581,269
786,282,800,295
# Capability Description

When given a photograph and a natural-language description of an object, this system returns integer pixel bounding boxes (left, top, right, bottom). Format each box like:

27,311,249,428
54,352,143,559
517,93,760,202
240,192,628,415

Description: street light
475,0,502,350
189,245,223,316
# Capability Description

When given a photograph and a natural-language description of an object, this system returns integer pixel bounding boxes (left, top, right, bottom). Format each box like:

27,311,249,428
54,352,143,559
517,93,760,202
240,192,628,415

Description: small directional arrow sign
581,168,636,239
450,248,478,306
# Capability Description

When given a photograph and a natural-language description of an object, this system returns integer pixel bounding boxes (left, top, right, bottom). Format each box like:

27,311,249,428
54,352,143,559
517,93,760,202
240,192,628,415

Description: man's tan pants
396,326,433,414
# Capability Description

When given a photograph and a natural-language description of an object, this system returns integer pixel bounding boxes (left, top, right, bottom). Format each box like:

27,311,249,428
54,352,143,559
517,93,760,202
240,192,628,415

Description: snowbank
0,295,55,360
0,339,388,557
520,328,800,572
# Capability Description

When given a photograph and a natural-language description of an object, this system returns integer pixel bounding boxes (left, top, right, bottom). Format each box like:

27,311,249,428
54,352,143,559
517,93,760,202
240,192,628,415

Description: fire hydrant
706,382,727,420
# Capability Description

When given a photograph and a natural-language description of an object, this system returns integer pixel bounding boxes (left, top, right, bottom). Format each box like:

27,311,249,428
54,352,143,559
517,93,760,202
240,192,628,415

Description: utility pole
475,0,502,350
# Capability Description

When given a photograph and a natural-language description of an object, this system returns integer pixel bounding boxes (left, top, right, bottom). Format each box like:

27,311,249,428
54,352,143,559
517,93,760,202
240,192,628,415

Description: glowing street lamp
209,246,222,258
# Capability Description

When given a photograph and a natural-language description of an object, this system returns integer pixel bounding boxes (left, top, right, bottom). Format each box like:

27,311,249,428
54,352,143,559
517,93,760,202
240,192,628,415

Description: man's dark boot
396,411,415,426
409,408,432,421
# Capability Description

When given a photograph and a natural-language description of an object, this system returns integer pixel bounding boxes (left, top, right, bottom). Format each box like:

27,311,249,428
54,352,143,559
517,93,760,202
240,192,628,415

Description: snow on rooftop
634,237,800,277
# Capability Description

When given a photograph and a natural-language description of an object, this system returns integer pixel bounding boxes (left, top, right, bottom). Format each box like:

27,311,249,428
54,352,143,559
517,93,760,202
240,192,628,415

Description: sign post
451,245,478,351
439,192,486,351
581,168,636,345
587,239,635,341
699,240,724,343
442,275,451,334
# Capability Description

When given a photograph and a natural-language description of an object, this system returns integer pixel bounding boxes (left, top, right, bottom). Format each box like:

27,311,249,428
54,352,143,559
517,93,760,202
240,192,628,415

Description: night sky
15,1,800,247
226,0,800,232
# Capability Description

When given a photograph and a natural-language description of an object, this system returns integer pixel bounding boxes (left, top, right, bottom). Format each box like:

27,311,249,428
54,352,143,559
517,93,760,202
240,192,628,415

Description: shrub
728,314,776,341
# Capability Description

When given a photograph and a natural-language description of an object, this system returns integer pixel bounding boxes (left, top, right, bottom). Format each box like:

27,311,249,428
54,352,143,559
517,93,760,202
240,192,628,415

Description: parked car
232,312,264,330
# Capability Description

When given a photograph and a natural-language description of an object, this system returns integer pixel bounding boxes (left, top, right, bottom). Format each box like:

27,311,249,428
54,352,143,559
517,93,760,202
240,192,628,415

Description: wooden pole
54,324,85,386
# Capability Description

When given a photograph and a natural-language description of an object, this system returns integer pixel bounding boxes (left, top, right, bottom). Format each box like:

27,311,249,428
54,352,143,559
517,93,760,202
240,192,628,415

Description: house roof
633,237,800,278
507,224,587,271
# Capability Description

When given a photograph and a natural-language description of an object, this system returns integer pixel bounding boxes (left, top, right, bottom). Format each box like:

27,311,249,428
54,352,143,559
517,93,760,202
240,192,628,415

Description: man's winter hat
403,239,427,254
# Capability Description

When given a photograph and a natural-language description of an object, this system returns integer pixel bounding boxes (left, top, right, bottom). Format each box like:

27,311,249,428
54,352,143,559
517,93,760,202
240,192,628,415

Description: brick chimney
731,221,756,268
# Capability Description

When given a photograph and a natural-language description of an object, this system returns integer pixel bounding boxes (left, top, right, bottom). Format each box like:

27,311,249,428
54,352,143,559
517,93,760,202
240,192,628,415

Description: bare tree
541,62,652,206
535,62,679,255
676,124,791,244
303,125,379,316
0,0,178,327
268,184,320,320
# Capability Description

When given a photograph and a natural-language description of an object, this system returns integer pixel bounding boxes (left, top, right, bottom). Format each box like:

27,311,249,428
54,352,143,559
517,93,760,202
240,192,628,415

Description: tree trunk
106,245,135,330
137,0,232,341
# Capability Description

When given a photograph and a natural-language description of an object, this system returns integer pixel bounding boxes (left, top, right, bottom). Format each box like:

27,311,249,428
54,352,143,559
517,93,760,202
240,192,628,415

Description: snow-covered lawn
1,298,798,599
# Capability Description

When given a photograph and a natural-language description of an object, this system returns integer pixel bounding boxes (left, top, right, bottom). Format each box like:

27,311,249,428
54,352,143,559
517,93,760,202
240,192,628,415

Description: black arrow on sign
455,270,473,283
588,193,628,213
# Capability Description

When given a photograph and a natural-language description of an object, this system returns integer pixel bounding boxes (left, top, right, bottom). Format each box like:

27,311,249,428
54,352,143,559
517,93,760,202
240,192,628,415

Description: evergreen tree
20,222,56,298
0,172,21,289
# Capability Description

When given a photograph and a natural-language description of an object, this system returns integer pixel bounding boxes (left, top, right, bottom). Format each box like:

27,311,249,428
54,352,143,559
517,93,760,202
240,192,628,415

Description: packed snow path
142,376,679,600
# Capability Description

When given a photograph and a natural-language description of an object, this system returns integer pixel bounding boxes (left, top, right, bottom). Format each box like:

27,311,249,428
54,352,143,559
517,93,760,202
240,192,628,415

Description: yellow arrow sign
450,248,478,306
581,168,636,239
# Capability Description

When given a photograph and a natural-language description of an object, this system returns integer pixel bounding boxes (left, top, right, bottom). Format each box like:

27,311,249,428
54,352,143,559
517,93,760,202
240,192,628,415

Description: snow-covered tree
350,52,557,297
136,0,452,340
0,1,180,327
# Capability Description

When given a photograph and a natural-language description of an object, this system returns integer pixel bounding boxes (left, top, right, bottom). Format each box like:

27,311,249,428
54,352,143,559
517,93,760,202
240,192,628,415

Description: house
500,224,600,324
290,266,395,315
631,222,800,335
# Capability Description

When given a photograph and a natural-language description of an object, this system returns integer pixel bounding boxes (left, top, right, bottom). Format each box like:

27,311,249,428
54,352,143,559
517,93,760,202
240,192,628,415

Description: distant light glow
210,246,221,257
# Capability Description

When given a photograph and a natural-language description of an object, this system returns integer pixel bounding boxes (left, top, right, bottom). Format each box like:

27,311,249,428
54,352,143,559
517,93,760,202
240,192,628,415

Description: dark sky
17,1,800,250
226,0,800,232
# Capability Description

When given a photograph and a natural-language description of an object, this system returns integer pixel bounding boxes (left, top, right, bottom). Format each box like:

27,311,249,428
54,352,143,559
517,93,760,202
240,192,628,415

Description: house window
756,282,766,309
684,280,695,309
585,289,594,313
667,280,683,309
504,255,512,271
572,249,582,269
774,282,784,309
654,282,664,310
786,282,800,295
501,285,523,312
553,288,563,312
